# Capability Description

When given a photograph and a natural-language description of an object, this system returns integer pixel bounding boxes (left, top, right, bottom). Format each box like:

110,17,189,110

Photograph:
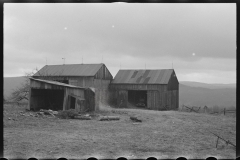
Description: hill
179,84,236,107
180,81,236,89
4,77,26,99
4,104,236,159
3,77,236,107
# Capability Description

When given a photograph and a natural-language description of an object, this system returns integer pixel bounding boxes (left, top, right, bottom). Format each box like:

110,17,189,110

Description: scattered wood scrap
99,116,120,121
74,115,92,120
39,109,56,117
209,131,236,149
130,116,142,122
183,105,201,113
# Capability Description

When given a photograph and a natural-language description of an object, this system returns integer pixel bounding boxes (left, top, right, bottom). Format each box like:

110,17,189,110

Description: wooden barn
32,63,113,110
109,69,179,110
28,78,95,112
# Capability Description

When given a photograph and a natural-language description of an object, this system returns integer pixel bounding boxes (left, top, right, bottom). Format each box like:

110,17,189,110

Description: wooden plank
63,89,68,111
28,88,32,110
156,91,159,110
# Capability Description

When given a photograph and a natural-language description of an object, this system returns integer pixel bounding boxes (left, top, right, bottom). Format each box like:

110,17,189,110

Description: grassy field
4,104,236,159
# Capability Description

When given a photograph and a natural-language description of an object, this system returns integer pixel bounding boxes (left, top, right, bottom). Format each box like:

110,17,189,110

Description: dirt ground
3,104,236,159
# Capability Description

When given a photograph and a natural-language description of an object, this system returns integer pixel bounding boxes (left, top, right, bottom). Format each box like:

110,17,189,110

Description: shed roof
33,63,104,77
111,69,175,84
29,77,86,89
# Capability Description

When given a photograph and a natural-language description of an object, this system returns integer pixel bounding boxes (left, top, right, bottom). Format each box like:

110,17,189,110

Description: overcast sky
4,3,236,84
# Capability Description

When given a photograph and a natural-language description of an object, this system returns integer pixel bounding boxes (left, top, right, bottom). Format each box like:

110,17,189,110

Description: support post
28,88,32,110
63,90,68,111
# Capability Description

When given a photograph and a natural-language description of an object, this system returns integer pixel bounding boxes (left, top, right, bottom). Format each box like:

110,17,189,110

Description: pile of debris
37,109,58,117
74,114,92,120
19,111,37,117
18,109,59,118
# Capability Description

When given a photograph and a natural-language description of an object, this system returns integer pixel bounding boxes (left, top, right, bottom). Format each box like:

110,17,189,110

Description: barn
109,69,179,110
32,63,113,110
28,78,95,112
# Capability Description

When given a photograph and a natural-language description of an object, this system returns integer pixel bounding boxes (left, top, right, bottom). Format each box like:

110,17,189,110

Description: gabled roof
33,63,104,77
111,69,175,84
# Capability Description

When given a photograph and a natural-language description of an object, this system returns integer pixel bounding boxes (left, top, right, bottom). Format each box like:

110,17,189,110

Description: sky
4,3,236,84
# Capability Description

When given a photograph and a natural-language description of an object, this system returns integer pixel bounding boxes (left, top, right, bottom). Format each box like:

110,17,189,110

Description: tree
9,67,64,105
8,69,37,104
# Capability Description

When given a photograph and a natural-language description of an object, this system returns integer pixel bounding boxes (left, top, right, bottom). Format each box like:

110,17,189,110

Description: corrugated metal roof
33,63,104,77
29,77,86,89
111,69,174,84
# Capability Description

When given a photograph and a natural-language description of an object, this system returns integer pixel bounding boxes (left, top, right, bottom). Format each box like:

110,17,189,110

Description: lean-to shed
28,78,95,112
109,69,179,110
32,63,113,109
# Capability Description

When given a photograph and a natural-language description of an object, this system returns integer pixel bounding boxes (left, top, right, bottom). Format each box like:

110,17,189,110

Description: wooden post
63,89,68,111
28,88,32,110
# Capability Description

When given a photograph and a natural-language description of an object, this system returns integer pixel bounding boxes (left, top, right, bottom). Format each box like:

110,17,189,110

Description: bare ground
4,104,236,159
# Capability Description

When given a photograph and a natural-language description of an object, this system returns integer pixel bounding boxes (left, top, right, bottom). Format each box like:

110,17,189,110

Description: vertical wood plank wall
110,84,179,110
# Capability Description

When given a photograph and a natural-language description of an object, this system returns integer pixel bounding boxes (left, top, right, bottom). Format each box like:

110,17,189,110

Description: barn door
118,90,128,108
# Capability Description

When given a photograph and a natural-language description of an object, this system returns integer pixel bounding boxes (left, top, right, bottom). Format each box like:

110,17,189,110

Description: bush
57,109,78,119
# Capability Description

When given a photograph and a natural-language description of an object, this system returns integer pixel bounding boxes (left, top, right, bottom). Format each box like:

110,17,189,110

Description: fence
180,105,236,116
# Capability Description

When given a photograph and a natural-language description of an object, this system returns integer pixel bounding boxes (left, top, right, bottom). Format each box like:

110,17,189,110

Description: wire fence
180,105,236,116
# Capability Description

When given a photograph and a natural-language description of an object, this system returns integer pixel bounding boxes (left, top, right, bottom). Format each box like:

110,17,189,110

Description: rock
8,117,11,120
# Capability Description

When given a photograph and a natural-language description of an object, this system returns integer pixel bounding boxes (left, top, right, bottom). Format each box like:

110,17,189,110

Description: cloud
177,70,236,84
3,3,236,84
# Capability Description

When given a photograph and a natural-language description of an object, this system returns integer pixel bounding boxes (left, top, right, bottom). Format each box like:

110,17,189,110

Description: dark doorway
70,96,76,109
30,89,64,111
128,90,147,108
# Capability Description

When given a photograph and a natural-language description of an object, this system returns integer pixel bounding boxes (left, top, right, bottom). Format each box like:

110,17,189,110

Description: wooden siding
109,84,167,91
117,90,128,108
147,90,159,110
29,79,95,112
93,79,111,89
167,70,179,91
94,64,113,80
85,89,95,111
30,79,66,90
109,84,179,111
34,76,112,90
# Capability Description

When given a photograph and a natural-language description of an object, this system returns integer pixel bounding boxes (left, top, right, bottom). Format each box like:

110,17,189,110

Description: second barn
109,69,179,110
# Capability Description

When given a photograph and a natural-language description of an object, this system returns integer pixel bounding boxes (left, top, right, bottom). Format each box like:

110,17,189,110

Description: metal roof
111,69,174,84
29,77,86,89
33,63,104,77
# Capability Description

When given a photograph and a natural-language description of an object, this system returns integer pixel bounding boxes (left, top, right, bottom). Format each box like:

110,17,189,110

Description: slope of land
4,77,25,99
179,84,236,107
180,81,236,89
4,104,236,159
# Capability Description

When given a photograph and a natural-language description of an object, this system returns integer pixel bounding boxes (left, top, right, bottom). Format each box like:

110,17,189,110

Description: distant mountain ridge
179,84,235,107
180,81,236,89
4,76,26,99
3,77,236,108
